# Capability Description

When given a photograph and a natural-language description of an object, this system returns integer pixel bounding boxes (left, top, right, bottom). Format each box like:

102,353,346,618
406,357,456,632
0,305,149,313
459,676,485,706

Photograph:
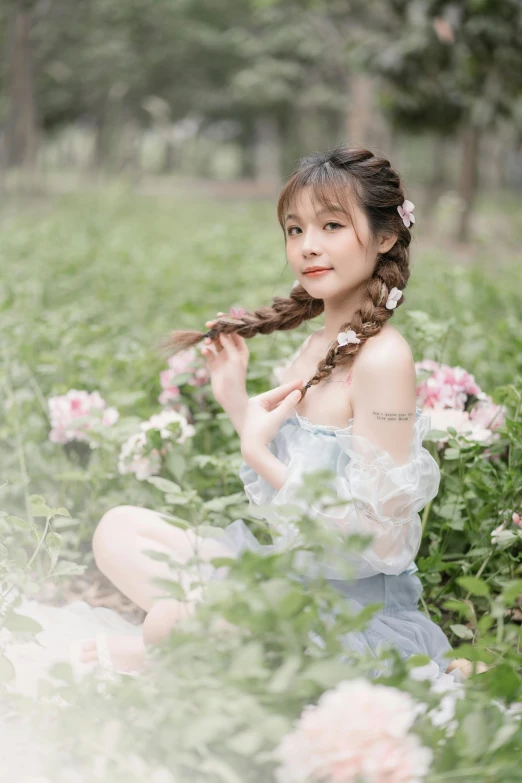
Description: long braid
153,283,323,360
299,240,411,399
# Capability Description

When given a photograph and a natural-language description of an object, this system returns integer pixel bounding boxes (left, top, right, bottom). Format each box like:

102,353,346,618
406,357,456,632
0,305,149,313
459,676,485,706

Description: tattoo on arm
372,411,414,422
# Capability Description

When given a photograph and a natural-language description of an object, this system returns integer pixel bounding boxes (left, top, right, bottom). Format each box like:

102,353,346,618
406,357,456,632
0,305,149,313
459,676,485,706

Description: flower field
0,187,521,782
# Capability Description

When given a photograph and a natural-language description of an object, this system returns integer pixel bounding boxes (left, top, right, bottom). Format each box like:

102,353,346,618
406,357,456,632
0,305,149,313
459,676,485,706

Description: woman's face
284,187,383,301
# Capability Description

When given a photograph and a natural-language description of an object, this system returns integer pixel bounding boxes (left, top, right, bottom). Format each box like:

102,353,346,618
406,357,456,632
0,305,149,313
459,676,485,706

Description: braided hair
154,143,413,402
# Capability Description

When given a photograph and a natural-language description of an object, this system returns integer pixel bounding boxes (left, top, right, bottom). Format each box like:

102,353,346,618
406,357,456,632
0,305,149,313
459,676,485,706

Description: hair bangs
277,163,363,247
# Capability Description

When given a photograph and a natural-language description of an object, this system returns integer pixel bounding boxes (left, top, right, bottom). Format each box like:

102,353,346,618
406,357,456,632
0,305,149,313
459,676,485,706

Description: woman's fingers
257,379,304,408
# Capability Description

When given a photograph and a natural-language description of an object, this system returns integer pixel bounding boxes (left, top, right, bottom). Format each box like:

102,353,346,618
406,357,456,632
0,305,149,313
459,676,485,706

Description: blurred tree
2,0,40,171
361,0,522,241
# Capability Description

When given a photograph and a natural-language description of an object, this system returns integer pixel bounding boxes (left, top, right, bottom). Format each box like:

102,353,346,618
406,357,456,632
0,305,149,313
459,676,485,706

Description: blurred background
1,0,521,243
1,7,522,772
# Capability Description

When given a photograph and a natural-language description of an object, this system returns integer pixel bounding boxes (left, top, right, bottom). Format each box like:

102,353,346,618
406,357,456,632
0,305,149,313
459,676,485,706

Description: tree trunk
456,124,481,243
345,73,373,148
4,1,39,170
253,113,282,186
421,134,449,227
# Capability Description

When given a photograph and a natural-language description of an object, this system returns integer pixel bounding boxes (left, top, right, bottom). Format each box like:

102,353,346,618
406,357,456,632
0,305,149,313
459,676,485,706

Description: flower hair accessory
337,329,360,346
386,287,402,309
397,199,415,228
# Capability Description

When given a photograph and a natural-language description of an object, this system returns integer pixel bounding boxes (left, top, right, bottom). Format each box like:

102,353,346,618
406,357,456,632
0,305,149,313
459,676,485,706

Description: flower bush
1,190,522,783
48,389,119,448
159,346,210,406
118,408,196,480
415,360,505,447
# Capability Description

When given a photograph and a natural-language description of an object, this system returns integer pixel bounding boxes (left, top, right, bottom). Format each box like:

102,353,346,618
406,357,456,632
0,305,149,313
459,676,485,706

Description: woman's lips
304,268,332,277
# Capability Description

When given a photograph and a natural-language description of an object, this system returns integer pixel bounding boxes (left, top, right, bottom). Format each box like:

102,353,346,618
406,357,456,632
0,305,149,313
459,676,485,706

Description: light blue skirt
195,517,454,677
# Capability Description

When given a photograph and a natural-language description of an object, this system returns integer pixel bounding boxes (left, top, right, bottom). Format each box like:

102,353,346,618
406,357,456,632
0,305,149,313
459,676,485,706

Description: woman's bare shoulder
357,323,413,367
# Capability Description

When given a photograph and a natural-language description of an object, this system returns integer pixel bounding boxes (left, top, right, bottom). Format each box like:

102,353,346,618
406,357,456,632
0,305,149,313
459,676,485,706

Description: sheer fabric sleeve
264,412,440,578
239,457,278,512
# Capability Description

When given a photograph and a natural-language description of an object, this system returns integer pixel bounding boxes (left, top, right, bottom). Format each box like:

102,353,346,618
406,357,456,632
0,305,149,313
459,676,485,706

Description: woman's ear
378,233,398,254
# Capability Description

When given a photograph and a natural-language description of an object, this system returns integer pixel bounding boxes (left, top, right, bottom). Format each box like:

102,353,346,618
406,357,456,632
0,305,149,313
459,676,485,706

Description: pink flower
397,200,415,228
229,306,245,318
415,361,483,412
469,400,505,431
512,512,522,528
48,389,119,448
158,348,209,405
426,408,499,446
275,678,431,783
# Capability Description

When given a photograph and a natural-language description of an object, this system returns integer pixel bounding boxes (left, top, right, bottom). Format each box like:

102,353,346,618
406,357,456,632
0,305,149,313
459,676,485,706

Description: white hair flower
386,287,403,309
397,199,415,228
337,329,360,346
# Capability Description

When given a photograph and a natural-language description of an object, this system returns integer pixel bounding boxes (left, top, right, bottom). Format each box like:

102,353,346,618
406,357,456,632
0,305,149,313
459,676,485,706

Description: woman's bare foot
79,634,146,673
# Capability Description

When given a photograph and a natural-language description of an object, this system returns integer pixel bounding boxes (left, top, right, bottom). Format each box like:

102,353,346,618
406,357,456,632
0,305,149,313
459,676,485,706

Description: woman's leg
79,504,234,669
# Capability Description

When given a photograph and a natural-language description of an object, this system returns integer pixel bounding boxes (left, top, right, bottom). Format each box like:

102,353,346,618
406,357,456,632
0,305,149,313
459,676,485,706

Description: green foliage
0,189,521,780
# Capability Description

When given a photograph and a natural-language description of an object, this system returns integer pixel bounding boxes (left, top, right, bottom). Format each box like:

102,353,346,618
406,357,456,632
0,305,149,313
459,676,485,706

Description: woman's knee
92,505,137,572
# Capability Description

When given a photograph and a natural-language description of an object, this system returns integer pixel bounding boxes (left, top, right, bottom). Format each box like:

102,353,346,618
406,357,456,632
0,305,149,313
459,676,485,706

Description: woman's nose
301,227,323,255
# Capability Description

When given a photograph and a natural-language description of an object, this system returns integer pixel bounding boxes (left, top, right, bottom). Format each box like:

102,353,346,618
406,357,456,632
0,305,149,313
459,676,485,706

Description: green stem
421,499,432,539
508,392,521,471
429,767,499,782
463,553,492,602
26,514,52,570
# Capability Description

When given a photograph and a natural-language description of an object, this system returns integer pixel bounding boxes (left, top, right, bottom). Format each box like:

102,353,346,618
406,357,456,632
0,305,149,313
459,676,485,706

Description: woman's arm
221,389,250,439
241,442,288,491
350,336,417,464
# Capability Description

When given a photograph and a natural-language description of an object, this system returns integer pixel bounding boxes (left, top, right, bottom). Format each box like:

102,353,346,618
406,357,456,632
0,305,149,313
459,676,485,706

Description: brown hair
154,143,413,401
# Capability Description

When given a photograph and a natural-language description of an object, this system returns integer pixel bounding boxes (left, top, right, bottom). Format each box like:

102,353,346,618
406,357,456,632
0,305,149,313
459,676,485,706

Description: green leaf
457,575,491,597
459,711,490,760
489,722,519,753
477,615,494,633
443,448,460,460
30,503,53,517
276,588,308,619
0,652,15,683
166,451,186,482
147,476,182,494
52,561,86,577
150,578,186,601
225,728,263,756
229,642,267,680
7,515,36,531
54,507,71,518
407,654,431,670
450,624,474,640
28,495,46,504
500,579,522,605
303,659,354,688
4,610,44,634
49,662,74,685
267,655,301,693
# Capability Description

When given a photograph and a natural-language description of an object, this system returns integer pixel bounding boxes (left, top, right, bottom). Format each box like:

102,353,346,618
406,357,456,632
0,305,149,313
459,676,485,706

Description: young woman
73,144,463,681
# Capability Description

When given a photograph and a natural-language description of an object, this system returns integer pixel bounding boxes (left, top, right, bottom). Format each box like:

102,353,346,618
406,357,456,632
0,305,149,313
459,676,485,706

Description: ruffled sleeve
261,411,440,579
239,456,278,511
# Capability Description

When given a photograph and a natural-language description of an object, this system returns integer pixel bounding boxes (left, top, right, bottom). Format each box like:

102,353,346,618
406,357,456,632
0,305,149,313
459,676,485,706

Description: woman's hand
200,313,249,407
241,378,305,452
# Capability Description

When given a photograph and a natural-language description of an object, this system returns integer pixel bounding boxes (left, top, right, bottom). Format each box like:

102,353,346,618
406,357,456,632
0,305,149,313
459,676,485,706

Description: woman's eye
287,222,342,236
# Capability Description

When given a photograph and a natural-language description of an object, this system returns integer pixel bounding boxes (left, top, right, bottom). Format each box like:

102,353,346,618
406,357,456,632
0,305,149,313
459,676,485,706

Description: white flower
337,329,360,346
397,200,415,228
386,287,403,310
